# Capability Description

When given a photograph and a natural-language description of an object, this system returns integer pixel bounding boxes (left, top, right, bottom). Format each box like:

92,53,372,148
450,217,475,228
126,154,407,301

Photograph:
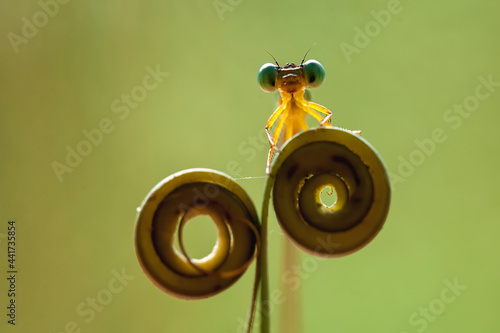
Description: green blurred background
1,0,499,332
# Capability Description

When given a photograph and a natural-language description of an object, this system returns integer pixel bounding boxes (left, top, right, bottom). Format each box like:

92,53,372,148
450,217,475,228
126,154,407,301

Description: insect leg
302,101,333,126
297,99,330,125
266,148,274,174
266,107,289,174
271,108,289,151
306,101,361,134
265,101,288,151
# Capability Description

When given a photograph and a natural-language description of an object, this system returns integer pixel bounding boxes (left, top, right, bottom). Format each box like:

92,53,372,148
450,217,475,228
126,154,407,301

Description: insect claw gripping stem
320,113,332,126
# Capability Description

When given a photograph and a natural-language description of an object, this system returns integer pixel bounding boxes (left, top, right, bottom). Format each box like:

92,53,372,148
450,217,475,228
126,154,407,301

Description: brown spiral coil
271,127,391,257
135,169,260,299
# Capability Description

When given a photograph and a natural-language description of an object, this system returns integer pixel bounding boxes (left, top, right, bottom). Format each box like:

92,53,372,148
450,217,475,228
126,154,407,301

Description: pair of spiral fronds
134,127,391,321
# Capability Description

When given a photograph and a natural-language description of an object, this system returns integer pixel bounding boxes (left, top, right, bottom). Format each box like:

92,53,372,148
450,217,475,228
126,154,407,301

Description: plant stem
258,173,275,333
280,238,301,333
244,173,274,333
245,228,261,333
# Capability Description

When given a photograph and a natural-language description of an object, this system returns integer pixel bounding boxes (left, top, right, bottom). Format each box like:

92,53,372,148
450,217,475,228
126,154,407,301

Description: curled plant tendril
134,129,391,333
270,127,391,257
135,168,260,300
177,210,260,279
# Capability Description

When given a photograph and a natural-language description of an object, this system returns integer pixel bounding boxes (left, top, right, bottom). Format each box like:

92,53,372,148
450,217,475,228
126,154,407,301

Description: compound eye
303,60,326,89
257,63,278,93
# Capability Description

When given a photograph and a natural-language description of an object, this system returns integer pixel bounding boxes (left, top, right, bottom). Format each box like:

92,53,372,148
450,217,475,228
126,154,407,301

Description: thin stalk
244,173,274,333
280,239,301,333
259,173,275,333
245,242,261,333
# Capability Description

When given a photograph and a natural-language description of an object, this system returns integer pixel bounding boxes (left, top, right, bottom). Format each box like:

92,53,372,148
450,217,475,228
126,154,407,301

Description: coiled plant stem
135,128,391,333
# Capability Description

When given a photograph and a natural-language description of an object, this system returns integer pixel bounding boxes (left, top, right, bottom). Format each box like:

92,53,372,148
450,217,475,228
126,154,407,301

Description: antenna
264,49,280,67
300,44,316,65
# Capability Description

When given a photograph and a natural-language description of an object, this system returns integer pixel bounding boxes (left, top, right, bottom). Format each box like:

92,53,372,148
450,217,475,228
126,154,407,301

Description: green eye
303,60,325,89
258,63,278,93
